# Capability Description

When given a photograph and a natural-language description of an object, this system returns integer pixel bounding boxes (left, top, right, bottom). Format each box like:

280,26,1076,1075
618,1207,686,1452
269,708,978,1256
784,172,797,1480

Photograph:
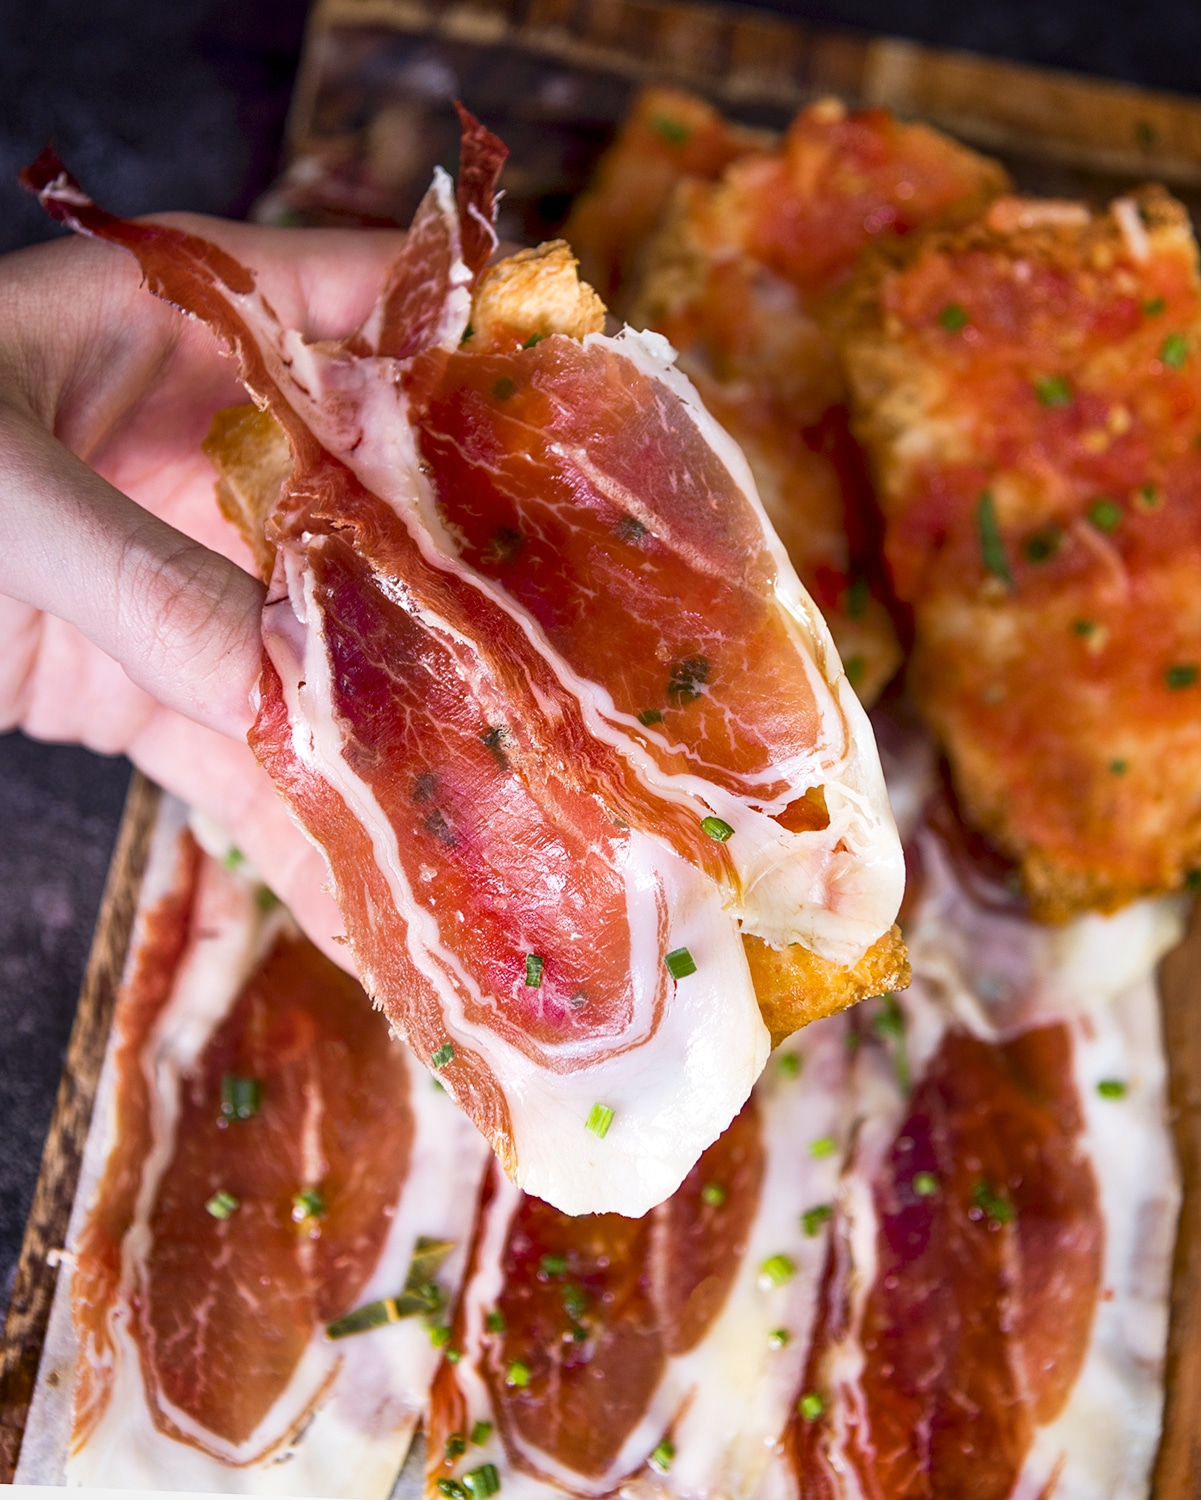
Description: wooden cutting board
4,1,1201,1491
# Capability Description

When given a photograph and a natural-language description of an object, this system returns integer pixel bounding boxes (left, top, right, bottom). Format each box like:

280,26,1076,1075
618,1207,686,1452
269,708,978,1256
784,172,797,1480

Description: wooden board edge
296,0,1201,187
1152,899,1201,1500
0,771,161,1483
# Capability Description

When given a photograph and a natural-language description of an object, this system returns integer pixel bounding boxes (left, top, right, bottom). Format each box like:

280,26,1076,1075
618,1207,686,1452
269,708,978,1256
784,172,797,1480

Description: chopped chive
913,1171,940,1197
845,577,870,618
1097,1078,1128,1098
937,302,969,332
539,1253,568,1277
844,654,867,687
777,1052,802,1078
1087,497,1123,533
649,1440,675,1475
1022,525,1062,563
205,1189,239,1220
1136,483,1163,510
798,1392,825,1421
522,333,545,349
971,1179,1015,1227
505,1360,531,1388
701,1182,727,1207
667,654,710,705
492,376,518,401
438,1480,468,1500
665,946,697,979
447,1348,462,1363
471,1421,494,1446
291,1187,326,1222
433,1078,445,1092
432,1041,455,1070
1071,618,1097,638
1144,297,1166,316
759,1253,796,1288
571,1323,588,1342
524,953,544,988
653,115,691,146
446,1433,468,1461
802,1203,833,1237
809,1136,837,1159
976,491,1013,587
586,1102,615,1138
464,1463,501,1499
430,1325,453,1348
562,1284,587,1320
1161,332,1189,369
872,994,905,1040
768,1327,790,1348
255,884,280,912
221,1074,262,1121
701,814,735,842
486,1309,506,1334
636,708,663,726
327,1297,403,1338
1109,758,1129,775
461,323,475,343
1166,663,1199,689
1034,375,1073,408
221,845,245,870
1186,869,1201,893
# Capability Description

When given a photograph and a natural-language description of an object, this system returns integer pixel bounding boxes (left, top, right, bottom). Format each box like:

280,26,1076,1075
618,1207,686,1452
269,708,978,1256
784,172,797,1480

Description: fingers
0,398,264,740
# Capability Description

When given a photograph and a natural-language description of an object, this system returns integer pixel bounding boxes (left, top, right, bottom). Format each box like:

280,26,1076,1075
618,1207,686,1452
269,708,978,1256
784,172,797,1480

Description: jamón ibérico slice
62,807,486,1493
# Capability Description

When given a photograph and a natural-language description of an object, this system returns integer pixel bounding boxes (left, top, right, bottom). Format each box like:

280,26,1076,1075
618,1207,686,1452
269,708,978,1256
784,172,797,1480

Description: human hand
0,215,406,966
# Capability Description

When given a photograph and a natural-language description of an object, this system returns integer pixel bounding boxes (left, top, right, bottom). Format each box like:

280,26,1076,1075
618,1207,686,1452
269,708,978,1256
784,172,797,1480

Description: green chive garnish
438,1480,468,1500
976,491,1013,587
759,1253,796,1288
701,815,735,842
1022,526,1062,563
1034,375,1073,407
255,884,280,913
701,1182,726,1207
846,577,870,617
471,1420,494,1446
1097,1078,1128,1098
446,1433,468,1461
653,115,691,146
430,1325,452,1347
493,377,518,401
205,1189,239,1220
1087,497,1123,532
586,1102,615,1138
777,1052,802,1078
562,1284,587,1320
464,1464,501,1499
524,954,544,988
1109,758,1129,775
809,1136,837,1159
971,1180,1015,1227
292,1187,326,1222
461,324,475,343
798,1392,825,1421
937,302,969,332
649,1440,675,1474
1186,869,1201,893
1166,663,1199,689
637,708,663,726
768,1328,790,1348
1161,332,1189,369
1136,483,1162,510
665,947,697,979
432,1042,455,1070
486,1309,506,1334
1144,297,1166,316
505,1360,530,1388
1071,618,1097,638
523,333,545,349
802,1203,833,1236
539,1254,567,1277
913,1171,940,1197
221,1074,262,1121
844,654,866,686
446,1347,463,1366
222,845,245,870
327,1298,402,1338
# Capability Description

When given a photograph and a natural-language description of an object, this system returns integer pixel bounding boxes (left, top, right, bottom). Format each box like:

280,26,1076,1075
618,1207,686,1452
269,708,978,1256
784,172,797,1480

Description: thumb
0,398,263,739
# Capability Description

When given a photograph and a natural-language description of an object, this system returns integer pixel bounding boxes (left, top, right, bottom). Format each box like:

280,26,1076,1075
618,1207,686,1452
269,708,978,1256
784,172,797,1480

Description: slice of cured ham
23,109,901,1215
423,746,1182,1500
16,799,487,1495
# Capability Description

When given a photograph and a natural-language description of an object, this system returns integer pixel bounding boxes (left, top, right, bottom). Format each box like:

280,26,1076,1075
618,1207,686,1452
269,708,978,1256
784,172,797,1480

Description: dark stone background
2,0,1199,1316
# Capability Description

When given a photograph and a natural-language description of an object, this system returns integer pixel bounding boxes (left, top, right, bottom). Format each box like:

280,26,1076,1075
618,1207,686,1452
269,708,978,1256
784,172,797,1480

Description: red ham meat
22,108,902,1214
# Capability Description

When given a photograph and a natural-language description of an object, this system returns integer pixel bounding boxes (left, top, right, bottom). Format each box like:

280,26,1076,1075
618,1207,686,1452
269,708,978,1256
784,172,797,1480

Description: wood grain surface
0,771,159,1483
